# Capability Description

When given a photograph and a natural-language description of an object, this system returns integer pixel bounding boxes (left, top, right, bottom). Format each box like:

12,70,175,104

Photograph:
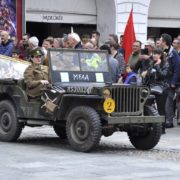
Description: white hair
28,36,39,47
144,39,155,47
68,33,81,42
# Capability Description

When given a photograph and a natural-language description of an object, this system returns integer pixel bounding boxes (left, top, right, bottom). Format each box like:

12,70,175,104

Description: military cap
30,48,43,57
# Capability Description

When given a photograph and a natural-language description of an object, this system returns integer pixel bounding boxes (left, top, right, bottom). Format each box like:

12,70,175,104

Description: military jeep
0,50,164,152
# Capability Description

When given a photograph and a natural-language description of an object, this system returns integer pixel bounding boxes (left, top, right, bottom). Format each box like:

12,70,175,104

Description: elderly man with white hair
68,33,82,49
28,36,39,50
27,36,46,63
0,30,14,57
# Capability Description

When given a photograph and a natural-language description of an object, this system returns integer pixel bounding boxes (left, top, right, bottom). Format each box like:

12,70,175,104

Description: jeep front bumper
104,116,164,125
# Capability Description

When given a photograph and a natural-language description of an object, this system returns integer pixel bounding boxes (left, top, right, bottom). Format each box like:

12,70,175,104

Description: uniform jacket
24,63,49,97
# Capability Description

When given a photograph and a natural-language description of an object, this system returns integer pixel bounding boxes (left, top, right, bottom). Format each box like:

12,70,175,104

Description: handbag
150,83,164,95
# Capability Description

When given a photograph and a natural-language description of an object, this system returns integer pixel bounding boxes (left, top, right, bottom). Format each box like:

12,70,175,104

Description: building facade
22,0,180,44
148,0,180,40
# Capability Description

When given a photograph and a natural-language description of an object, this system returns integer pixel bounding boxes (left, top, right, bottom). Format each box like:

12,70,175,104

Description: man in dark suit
161,33,180,128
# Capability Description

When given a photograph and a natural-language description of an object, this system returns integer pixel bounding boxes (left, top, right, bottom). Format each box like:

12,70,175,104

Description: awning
25,0,97,24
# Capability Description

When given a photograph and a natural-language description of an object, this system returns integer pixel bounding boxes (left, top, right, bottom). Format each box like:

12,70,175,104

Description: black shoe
165,123,174,128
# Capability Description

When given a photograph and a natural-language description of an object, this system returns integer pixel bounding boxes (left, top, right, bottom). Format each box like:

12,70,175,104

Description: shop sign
42,15,63,22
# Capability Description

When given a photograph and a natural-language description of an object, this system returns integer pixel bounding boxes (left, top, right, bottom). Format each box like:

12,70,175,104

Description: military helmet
30,48,43,57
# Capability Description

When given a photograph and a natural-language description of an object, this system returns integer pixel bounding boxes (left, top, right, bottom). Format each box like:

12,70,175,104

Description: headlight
102,88,111,98
141,88,149,98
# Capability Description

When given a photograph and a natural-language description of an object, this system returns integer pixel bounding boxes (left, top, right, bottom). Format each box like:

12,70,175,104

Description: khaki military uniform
24,64,49,97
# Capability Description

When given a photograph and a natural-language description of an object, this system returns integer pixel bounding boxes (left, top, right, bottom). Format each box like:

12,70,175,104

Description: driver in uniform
24,48,49,97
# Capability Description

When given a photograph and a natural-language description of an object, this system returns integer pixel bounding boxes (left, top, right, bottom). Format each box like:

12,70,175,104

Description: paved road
0,126,180,180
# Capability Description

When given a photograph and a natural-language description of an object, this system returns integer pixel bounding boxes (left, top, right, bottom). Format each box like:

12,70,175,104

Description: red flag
122,8,136,63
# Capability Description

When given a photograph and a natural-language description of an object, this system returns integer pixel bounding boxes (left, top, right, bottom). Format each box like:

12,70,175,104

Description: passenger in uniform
24,48,49,97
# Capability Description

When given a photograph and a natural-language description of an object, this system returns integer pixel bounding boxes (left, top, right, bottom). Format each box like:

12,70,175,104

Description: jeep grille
111,86,145,116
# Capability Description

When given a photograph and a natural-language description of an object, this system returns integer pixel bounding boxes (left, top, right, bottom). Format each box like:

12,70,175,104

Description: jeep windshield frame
48,48,112,85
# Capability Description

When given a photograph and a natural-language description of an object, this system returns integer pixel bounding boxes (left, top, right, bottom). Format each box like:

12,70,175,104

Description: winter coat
146,60,169,88
0,40,14,57
114,52,126,75
167,49,180,86
109,56,120,83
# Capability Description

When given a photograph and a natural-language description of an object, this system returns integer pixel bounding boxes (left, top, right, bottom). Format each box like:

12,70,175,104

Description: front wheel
66,106,102,152
128,105,162,150
0,100,22,141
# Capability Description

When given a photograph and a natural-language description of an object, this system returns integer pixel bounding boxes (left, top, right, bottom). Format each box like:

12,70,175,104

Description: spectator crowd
0,29,180,132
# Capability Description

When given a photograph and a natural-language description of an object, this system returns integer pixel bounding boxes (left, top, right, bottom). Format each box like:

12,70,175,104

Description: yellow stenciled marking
103,98,115,114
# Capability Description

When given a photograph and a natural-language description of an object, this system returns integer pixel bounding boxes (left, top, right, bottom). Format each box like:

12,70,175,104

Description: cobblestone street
0,126,180,180
0,0,180,180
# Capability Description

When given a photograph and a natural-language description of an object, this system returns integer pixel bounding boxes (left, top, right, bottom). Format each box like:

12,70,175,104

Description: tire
53,125,67,139
128,105,162,150
0,100,22,142
66,106,102,152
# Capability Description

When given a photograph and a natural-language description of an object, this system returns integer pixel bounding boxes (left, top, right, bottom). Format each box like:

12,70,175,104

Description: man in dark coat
160,33,180,128
68,33,82,49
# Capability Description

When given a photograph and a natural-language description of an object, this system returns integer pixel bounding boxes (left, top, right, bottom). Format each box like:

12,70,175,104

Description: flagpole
132,0,133,9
